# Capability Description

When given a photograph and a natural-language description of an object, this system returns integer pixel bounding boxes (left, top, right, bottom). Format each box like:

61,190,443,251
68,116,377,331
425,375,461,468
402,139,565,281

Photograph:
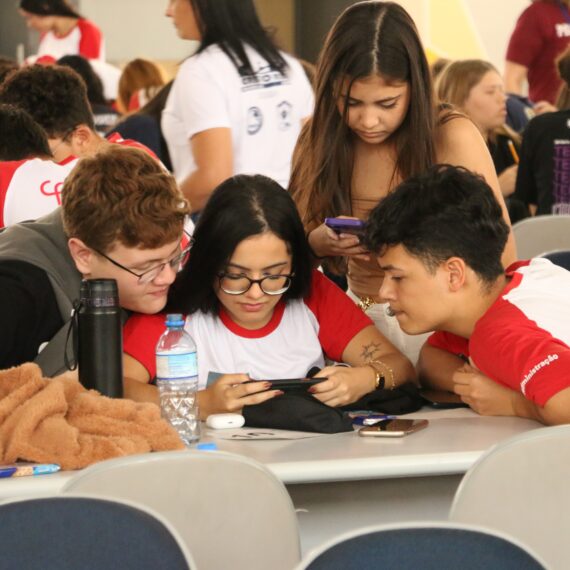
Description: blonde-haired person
117,58,166,114
435,59,527,222
289,1,515,365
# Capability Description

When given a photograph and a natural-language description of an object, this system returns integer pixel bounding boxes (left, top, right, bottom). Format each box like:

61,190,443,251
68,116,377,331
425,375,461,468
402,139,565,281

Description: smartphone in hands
420,389,469,409
358,419,428,437
324,217,366,236
245,378,327,393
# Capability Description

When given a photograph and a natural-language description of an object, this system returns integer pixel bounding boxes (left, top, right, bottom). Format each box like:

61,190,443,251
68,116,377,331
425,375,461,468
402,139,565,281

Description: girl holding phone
122,175,414,418
289,1,516,363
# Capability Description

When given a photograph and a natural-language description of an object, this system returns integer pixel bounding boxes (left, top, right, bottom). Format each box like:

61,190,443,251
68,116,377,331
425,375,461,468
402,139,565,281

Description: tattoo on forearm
361,341,383,362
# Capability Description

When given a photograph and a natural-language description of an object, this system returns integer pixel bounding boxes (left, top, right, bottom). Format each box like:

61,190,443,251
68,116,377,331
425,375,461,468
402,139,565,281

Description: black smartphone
245,378,327,393
324,217,366,236
420,389,470,409
358,419,429,437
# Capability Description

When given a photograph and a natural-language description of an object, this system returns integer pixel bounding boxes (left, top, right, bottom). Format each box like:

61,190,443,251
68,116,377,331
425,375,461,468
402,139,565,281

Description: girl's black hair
190,0,287,76
57,55,106,105
167,174,313,315
19,0,81,18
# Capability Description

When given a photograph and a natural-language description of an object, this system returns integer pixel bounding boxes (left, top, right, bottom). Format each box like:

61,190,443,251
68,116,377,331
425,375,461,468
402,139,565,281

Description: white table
0,408,542,554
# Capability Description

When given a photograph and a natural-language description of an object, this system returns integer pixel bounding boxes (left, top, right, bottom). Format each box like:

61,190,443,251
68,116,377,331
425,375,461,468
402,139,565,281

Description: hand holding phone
324,217,366,236
358,418,428,437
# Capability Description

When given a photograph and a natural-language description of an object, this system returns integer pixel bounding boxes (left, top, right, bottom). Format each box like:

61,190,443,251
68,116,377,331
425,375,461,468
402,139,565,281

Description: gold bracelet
366,360,395,390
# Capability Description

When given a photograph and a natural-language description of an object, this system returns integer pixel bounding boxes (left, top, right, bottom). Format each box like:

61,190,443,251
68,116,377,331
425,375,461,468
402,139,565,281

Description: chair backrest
295,521,546,570
450,424,570,570
62,449,301,570
512,215,570,259
539,248,570,271
0,494,194,570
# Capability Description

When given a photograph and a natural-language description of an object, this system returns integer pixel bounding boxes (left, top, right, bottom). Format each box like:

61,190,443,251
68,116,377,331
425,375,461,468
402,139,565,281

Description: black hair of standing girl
167,174,313,314
188,0,288,75
19,0,81,18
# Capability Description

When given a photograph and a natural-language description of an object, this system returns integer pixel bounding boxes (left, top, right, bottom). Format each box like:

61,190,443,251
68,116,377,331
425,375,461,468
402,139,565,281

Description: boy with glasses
0,146,190,399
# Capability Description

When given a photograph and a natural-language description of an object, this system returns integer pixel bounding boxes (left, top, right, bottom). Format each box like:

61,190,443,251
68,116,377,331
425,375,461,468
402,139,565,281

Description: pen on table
0,464,60,478
507,139,520,164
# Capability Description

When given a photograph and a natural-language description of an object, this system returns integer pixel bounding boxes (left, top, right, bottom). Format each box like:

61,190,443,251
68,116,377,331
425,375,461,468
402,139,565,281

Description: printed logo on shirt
241,64,289,93
520,353,559,395
40,180,64,205
555,23,570,38
277,101,293,131
247,107,263,135
552,139,570,213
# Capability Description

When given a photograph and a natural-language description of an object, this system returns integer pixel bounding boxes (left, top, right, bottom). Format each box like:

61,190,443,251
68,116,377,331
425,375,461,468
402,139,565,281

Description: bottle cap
80,279,119,308
165,313,185,327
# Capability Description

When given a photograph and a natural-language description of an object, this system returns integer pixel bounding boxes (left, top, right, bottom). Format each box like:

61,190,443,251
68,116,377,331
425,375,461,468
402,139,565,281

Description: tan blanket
0,363,184,470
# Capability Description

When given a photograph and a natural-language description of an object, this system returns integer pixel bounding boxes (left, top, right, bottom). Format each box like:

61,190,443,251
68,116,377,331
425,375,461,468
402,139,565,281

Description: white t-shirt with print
162,44,314,189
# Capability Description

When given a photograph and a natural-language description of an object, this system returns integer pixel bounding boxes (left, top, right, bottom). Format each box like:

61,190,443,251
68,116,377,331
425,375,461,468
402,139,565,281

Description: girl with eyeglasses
122,175,414,418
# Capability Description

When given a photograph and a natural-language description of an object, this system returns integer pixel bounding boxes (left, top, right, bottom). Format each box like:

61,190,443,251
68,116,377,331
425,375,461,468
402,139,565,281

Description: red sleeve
0,161,24,228
471,304,570,407
427,331,470,357
304,270,373,361
77,19,103,60
505,5,544,68
123,312,167,380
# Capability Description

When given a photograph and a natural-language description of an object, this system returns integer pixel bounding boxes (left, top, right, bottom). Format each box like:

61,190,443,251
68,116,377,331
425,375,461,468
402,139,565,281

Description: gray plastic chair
62,449,301,570
450,424,570,570
295,521,546,570
0,494,194,569
513,214,570,259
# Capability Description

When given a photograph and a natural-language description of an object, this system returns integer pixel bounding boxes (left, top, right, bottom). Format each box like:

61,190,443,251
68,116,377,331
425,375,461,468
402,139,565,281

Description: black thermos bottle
77,279,123,398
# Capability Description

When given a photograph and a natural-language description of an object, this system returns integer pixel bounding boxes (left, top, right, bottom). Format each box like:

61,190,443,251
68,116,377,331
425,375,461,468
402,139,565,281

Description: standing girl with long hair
289,1,516,364
162,0,313,213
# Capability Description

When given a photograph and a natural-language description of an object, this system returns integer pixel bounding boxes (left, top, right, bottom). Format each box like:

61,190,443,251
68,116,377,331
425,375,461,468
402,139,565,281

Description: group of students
1,0,570,427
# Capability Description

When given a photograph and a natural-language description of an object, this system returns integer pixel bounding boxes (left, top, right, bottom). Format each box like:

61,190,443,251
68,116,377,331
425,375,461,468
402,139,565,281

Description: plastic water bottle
156,314,200,444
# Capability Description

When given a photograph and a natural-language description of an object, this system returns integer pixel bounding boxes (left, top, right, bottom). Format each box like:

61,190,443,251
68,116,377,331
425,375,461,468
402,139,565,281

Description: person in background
58,55,119,135
505,0,570,108
514,45,570,215
117,58,166,115
162,0,314,213
18,0,105,63
435,59,529,223
289,1,515,365
0,64,159,167
0,146,190,382
122,174,414,415
365,164,570,425
0,104,70,228
109,81,174,171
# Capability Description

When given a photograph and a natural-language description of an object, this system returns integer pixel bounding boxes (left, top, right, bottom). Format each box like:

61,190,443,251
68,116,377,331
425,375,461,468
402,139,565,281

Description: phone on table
420,389,469,409
246,378,327,393
358,418,428,437
324,217,366,236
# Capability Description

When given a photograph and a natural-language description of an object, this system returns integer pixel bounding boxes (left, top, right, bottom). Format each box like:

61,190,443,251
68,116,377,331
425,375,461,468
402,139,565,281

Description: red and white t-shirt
428,259,570,406
124,270,372,388
506,1,570,104
0,158,70,228
36,18,105,62
106,132,160,162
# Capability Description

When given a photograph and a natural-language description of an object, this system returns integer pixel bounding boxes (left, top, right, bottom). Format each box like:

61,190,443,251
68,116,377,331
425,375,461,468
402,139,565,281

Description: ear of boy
444,257,467,293
67,237,97,277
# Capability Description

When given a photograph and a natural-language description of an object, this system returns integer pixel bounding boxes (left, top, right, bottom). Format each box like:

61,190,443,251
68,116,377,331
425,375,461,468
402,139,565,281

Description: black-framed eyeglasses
94,234,193,285
217,273,294,296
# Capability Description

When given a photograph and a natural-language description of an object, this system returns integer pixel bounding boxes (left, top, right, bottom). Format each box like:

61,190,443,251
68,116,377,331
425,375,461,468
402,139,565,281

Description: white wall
79,0,529,73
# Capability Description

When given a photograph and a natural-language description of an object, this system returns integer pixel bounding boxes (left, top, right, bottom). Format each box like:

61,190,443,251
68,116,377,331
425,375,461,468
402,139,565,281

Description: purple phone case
324,217,366,234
